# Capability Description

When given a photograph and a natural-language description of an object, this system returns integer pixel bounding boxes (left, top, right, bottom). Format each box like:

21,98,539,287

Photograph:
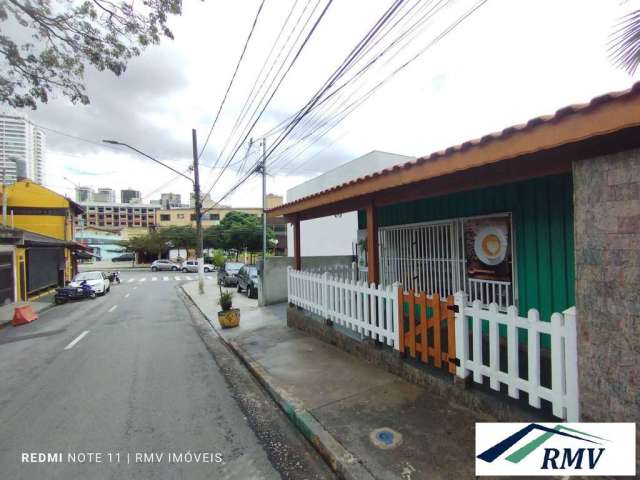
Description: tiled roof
269,81,640,215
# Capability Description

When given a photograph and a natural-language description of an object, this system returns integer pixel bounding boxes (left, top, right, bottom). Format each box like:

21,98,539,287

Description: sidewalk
0,291,56,328
182,281,486,480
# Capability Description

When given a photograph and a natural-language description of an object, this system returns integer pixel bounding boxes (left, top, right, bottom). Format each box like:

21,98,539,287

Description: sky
15,0,640,207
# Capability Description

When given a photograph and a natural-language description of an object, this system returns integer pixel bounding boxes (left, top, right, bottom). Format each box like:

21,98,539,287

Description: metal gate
379,219,465,297
0,252,14,305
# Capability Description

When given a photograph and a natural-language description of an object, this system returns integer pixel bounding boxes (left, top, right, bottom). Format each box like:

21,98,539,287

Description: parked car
111,253,134,262
237,265,259,298
181,260,214,273
217,262,244,287
68,271,110,296
150,259,179,271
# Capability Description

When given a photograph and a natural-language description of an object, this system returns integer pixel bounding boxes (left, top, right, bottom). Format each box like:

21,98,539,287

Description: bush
218,290,233,311
212,251,226,268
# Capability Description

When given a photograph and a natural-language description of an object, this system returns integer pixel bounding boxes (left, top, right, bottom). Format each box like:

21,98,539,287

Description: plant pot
218,308,240,329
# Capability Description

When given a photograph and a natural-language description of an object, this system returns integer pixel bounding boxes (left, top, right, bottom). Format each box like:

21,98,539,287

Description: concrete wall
287,150,414,202
286,213,357,257
573,148,640,422
260,255,354,306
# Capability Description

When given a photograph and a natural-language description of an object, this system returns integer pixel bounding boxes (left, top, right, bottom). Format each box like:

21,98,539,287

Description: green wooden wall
359,174,576,319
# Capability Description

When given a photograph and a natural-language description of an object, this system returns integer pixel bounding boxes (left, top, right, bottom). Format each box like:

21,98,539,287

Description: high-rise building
190,191,212,207
121,189,141,204
0,111,46,184
159,192,182,209
75,186,92,203
93,187,115,203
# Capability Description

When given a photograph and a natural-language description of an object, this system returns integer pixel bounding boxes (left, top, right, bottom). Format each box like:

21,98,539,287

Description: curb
179,284,375,480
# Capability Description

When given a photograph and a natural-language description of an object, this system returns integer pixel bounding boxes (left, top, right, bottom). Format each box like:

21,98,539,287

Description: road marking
128,278,135,283
151,277,157,281
124,293,130,298
108,305,118,313
174,276,181,281
206,276,213,280
139,278,146,282
133,286,138,290
64,330,89,350
163,276,169,281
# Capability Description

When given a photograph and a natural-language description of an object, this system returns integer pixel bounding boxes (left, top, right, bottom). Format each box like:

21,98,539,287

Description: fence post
322,272,329,320
563,306,580,421
550,312,564,418
527,309,541,409
287,266,292,304
394,282,402,351
351,261,357,282
454,291,468,379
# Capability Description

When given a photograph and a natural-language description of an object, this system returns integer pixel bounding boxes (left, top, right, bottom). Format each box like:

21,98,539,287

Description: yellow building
0,180,83,302
156,195,283,228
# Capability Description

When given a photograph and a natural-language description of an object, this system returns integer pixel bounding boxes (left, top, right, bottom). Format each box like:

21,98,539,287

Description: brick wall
573,148,640,421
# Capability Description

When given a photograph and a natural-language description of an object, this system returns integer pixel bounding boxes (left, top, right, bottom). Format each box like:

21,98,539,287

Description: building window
177,214,185,219
209,213,220,221
160,214,170,221
190,214,197,221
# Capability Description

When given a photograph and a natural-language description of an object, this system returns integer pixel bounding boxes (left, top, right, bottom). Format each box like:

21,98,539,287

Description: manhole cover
370,427,403,449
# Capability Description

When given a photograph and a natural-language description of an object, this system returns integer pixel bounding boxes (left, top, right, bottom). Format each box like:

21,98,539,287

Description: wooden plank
419,292,428,362
488,303,500,390
432,293,442,368
398,289,406,353
446,295,456,375
408,290,416,358
550,312,564,418
527,309,541,408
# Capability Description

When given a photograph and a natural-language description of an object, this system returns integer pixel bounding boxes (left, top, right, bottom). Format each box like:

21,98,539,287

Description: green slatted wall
358,174,575,319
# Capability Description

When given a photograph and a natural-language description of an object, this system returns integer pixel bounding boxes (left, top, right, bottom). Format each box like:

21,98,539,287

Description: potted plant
217,287,240,328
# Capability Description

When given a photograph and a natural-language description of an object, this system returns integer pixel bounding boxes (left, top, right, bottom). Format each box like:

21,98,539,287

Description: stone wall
573,148,640,422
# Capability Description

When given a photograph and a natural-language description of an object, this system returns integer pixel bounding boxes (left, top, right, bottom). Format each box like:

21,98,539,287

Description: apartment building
78,202,159,228
0,111,46,184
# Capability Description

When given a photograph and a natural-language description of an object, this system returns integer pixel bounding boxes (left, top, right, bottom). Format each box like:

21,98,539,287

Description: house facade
0,180,84,303
269,83,640,426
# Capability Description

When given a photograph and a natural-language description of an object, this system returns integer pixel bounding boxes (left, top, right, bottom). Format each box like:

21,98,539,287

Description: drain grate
370,427,403,450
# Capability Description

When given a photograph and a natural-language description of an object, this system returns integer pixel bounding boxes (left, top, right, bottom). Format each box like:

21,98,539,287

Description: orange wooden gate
397,288,457,374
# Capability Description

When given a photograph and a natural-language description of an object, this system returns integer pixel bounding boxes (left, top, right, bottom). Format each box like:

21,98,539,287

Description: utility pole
261,138,267,264
192,129,205,294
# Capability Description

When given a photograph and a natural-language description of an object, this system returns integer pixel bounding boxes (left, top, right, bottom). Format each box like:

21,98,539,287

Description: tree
161,225,196,251
215,211,275,259
119,230,168,259
0,0,185,109
610,9,640,74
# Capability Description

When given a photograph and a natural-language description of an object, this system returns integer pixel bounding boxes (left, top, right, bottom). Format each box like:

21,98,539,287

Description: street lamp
103,135,205,294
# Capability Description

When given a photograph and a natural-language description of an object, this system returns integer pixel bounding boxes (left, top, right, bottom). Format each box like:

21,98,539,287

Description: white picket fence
453,293,579,421
287,267,400,348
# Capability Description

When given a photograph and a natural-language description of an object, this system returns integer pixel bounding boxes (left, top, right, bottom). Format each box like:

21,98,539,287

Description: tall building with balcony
93,188,115,203
75,186,92,202
78,202,159,229
121,189,141,204
160,192,182,209
0,111,46,184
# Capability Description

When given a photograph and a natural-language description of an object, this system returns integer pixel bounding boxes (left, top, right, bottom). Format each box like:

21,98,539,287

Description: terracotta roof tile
269,82,640,213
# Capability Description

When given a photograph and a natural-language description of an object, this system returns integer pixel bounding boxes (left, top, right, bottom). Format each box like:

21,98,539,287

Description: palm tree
610,8,640,74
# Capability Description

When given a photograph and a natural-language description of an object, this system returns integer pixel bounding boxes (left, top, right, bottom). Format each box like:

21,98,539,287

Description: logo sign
476,423,635,476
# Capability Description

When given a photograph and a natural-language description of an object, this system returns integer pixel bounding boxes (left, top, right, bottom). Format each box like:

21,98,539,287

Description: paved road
0,271,333,479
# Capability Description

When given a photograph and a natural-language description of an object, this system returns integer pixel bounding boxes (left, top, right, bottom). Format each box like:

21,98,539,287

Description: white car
69,271,110,296
181,260,214,273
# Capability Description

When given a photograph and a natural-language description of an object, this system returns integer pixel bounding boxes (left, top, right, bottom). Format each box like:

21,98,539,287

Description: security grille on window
377,214,516,309
160,214,170,221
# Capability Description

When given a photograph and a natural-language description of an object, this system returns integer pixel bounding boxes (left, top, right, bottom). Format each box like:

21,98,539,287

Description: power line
206,0,322,183
198,0,268,161
203,0,335,199
268,0,488,175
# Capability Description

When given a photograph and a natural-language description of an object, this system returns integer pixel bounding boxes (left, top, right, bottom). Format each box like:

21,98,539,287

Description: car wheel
182,267,188,273
107,286,111,293
204,268,211,273
90,292,97,299
151,266,158,272
172,266,178,271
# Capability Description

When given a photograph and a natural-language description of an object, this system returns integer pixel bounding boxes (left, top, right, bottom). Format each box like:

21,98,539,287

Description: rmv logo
477,424,608,471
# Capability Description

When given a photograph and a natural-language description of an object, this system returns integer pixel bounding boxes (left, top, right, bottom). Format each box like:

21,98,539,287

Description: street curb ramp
180,284,374,480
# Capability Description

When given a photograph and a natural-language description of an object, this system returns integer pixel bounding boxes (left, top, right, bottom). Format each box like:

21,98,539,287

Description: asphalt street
0,271,334,480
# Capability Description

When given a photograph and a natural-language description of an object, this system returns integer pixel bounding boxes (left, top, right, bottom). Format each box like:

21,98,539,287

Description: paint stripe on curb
179,284,374,480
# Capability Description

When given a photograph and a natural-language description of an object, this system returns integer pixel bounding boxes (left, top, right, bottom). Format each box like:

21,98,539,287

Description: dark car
217,262,244,287
111,253,134,262
237,265,258,298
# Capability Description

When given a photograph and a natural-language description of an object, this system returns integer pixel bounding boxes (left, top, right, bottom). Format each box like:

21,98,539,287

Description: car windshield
226,263,244,273
248,268,258,277
74,272,102,281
